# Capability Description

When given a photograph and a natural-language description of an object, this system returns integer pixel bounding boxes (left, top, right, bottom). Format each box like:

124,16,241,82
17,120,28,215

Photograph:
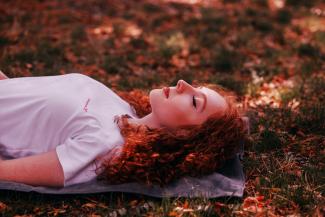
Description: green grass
102,54,127,74
211,46,245,72
297,43,322,59
208,73,248,96
276,9,292,25
70,24,87,41
0,37,11,47
0,190,245,216
117,71,163,91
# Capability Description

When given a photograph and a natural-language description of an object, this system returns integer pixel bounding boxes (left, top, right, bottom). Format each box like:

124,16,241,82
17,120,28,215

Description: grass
70,24,87,41
297,43,322,59
0,190,244,216
0,37,11,47
208,73,247,96
276,9,293,25
211,46,244,72
0,0,324,216
102,54,127,74
117,70,162,91
35,40,66,68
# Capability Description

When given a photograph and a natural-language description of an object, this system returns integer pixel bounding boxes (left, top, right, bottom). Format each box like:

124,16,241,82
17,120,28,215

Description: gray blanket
0,119,249,198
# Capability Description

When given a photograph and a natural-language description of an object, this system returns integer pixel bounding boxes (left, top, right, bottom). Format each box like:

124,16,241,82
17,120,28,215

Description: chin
149,89,164,102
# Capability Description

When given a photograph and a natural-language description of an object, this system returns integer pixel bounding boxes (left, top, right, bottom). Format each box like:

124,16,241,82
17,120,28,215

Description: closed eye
192,86,203,108
193,95,197,108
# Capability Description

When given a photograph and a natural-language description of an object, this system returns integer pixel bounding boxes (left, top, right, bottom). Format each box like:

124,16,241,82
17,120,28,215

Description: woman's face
149,79,228,129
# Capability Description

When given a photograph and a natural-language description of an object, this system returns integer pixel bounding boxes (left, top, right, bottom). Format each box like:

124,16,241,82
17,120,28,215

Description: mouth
163,87,170,98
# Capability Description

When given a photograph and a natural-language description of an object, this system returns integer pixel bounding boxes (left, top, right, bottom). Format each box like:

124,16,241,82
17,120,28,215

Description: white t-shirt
0,73,138,187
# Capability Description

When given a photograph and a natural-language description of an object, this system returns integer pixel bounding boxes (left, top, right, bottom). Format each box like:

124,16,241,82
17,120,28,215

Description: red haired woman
0,72,248,188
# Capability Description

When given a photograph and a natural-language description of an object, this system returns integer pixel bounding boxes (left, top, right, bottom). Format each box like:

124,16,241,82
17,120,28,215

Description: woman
0,71,248,188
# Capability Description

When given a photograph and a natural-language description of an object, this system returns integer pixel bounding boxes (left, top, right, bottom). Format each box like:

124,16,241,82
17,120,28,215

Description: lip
163,87,170,98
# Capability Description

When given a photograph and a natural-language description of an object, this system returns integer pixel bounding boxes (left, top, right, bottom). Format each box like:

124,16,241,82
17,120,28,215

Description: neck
127,112,162,129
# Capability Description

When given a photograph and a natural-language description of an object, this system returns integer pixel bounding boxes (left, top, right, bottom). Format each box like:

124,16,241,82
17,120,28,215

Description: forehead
201,87,227,114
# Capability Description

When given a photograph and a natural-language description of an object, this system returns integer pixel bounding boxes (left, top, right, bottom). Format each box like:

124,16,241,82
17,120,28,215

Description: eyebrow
198,87,207,113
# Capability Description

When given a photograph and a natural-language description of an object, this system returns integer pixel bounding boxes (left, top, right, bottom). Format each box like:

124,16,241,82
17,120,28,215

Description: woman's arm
0,150,65,187
0,70,9,80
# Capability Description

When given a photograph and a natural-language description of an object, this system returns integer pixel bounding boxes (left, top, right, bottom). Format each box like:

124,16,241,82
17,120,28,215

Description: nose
176,79,194,93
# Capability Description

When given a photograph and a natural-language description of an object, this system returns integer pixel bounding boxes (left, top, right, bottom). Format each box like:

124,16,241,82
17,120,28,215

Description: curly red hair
94,82,249,187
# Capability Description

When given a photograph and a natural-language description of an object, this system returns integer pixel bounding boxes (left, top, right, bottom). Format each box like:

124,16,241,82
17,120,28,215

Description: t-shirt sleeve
55,117,110,187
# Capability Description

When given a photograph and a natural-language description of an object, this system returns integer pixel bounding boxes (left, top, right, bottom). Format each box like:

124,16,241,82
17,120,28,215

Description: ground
0,0,324,216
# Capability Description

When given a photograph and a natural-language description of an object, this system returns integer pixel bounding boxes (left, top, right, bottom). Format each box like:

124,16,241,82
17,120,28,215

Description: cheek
150,91,190,125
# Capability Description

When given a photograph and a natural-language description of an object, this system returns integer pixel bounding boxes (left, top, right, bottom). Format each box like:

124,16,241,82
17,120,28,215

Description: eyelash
192,86,202,109
193,96,197,108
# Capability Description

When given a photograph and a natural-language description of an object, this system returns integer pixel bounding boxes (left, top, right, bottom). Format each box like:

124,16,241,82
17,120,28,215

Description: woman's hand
0,70,9,80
